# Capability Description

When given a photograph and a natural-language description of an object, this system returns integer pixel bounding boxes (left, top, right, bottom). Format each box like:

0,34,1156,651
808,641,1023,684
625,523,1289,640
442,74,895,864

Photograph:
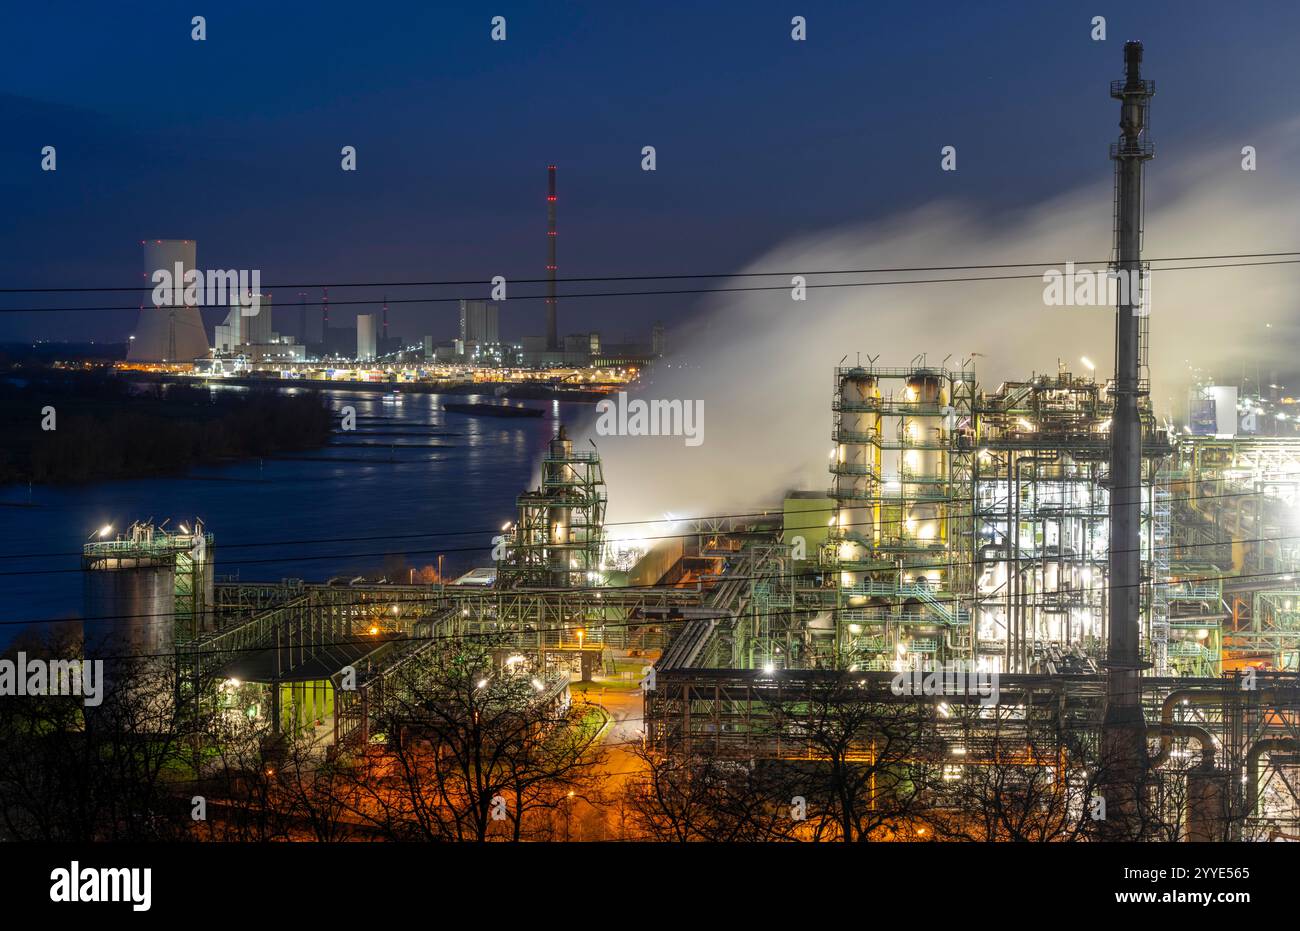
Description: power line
3,257,1300,315
0,473,1255,564
3,250,1299,294
0,481,1275,577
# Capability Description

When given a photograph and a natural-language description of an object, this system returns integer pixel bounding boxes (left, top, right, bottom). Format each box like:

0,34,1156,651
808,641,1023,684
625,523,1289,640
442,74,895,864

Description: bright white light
1081,356,1095,371
763,663,776,675
476,678,489,689
98,524,113,538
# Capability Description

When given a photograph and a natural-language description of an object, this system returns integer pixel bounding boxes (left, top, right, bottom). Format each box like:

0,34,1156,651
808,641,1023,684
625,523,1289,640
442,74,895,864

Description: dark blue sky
1,0,1296,344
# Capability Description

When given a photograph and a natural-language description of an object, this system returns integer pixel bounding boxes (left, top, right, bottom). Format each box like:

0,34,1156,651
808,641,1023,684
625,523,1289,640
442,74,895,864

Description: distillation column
831,371,881,656
833,372,880,577
904,374,947,582
545,426,577,586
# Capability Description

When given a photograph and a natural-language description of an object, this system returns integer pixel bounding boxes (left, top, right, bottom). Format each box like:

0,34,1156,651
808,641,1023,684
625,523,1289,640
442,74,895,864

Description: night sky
1,0,1296,345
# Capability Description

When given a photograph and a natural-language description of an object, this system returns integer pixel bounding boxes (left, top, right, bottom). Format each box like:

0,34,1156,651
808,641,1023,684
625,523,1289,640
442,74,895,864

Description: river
0,386,593,638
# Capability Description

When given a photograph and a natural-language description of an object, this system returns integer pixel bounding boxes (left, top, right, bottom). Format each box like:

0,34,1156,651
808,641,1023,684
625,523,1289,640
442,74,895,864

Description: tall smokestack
546,164,559,352
1101,39,1155,836
382,294,389,341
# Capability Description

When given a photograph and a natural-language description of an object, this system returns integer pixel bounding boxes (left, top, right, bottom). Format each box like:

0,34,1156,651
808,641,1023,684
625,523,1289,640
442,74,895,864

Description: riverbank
0,373,333,484
127,370,612,403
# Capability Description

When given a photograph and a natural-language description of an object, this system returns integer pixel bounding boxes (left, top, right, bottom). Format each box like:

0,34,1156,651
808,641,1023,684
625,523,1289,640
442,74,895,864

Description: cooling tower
128,239,211,362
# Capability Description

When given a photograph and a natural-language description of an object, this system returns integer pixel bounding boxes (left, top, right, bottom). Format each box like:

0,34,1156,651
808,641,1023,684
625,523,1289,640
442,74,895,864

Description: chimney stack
546,165,559,352
1101,38,1156,837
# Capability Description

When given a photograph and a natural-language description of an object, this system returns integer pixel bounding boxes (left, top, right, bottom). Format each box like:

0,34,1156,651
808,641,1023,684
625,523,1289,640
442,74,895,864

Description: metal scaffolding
971,371,1169,673
826,362,1171,674
498,425,607,589
828,361,977,670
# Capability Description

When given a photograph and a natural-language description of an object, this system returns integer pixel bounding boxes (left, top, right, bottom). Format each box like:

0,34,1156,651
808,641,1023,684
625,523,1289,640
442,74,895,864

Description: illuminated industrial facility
59,41,1300,844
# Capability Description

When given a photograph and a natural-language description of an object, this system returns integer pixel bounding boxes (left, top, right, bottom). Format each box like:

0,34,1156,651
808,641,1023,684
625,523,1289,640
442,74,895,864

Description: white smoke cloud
582,120,1300,528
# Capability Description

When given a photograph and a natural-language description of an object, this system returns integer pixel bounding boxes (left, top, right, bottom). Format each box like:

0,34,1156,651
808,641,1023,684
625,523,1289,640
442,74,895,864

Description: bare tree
622,744,801,842
339,638,606,841
765,676,940,842
0,628,199,841
925,722,1095,842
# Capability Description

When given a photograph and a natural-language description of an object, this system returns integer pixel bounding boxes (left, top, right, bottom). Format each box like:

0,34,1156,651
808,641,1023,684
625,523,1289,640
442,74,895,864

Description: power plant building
459,300,500,346
356,313,378,361
215,293,273,351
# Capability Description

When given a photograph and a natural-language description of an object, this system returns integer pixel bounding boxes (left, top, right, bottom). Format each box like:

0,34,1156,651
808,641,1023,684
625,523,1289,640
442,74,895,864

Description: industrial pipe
1246,737,1299,816
1010,454,1057,672
1149,721,1217,769
1149,685,1300,769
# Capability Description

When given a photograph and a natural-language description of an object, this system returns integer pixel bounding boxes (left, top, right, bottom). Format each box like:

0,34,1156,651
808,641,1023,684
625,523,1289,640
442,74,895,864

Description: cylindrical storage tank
833,374,879,589
82,554,176,659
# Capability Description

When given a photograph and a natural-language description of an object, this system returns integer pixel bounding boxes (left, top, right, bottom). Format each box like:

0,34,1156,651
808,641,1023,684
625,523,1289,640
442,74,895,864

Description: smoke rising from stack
580,119,1300,530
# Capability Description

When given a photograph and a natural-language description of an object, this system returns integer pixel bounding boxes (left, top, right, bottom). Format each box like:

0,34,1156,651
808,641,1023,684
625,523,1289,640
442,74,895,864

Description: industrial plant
40,43,1299,849
121,165,665,388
